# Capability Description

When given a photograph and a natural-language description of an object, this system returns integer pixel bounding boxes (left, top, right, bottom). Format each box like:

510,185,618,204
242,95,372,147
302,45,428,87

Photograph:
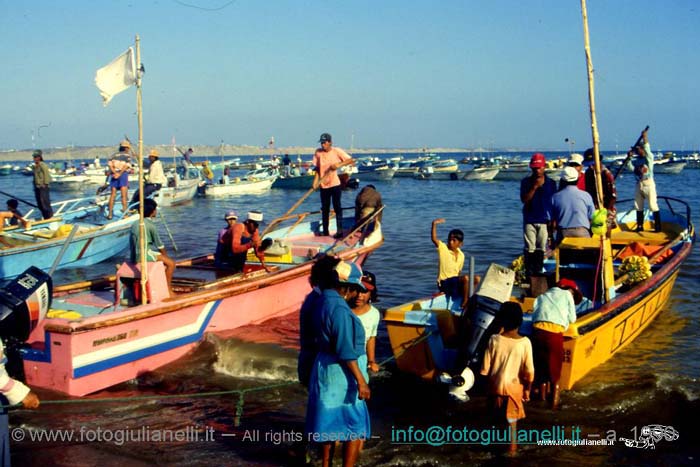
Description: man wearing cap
531,278,581,409
214,210,238,267
131,149,167,203
107,140,133,219
566,153,586,191
551,166,595,241
520,153,556,277
313,133,356,239
31,150,54,219
583,148,617,236
630,128,661,232
229,210,270,273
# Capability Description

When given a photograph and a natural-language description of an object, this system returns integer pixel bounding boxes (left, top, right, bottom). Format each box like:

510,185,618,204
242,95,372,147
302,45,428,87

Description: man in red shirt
312,133,355,239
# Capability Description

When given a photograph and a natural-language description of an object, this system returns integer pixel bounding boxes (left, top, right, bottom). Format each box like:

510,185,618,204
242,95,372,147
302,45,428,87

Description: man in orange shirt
312,133,355,239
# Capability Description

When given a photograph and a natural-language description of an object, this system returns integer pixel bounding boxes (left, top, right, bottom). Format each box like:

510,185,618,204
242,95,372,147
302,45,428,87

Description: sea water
3,152,699,465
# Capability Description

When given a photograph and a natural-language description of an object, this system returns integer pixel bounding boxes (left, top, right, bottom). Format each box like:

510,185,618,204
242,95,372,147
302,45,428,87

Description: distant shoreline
0,145,496,163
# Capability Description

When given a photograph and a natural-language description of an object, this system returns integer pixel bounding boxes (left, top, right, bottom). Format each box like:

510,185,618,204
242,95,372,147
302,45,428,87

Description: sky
2,0,699,152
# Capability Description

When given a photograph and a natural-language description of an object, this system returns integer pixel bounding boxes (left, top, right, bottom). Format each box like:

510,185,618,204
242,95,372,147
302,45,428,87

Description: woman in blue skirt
306,261,371,467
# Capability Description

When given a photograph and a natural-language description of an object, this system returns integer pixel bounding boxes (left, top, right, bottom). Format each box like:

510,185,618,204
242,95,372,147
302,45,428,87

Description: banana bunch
591,208,608,236
619,255,652,285
511,255,527,284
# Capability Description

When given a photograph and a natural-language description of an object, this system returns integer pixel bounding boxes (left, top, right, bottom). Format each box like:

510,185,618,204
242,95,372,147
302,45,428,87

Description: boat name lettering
93,332,129,347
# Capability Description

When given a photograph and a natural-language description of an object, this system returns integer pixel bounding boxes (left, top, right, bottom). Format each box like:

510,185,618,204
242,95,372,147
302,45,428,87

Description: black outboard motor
0,266,52,342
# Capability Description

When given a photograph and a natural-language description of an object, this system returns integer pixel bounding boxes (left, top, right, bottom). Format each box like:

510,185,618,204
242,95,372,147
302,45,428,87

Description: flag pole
135,34,148,305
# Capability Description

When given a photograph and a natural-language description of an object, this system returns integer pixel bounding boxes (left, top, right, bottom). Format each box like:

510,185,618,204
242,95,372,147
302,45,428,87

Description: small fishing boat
204,177,274,197
0,164,12,175
462,166,499,181
653,158,686,174
151,164,202,207
51,174,89,191
386,197,695,391
272,173,315,190
11,208,383,396
0,208,137,280
357,165,397,181
414,165,462,180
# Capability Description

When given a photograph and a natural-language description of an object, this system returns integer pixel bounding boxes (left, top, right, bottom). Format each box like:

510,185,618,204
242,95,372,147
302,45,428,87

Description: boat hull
153,179,199,206
205,178,274,196
272,175,314,189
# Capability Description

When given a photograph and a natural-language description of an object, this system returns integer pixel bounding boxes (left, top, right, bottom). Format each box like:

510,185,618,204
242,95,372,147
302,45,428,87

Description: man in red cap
520,153,556,278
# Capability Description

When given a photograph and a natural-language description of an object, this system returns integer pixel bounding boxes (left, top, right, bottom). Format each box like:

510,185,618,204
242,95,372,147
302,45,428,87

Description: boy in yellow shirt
431,218,470,309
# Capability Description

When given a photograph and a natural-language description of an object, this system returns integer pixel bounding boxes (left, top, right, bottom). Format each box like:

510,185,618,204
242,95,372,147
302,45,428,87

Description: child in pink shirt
480,302,534,455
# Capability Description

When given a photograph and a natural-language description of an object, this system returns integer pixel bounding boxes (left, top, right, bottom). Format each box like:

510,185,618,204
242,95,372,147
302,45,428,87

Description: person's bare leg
507,421,518,456
121,186,129,213
321,442,334,467
342,440,363,467
107,188,116,218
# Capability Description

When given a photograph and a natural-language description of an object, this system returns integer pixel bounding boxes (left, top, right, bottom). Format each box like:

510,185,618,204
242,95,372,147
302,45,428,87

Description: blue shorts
438,276,461,301
110,172,129,189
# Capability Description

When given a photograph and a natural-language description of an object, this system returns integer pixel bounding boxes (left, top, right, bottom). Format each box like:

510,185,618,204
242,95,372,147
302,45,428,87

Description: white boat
51,174,89,191
654,158,686,174
414,165,462,180
151,164,202,207
204,177,274,197
462,166,500,181
357,165,397,181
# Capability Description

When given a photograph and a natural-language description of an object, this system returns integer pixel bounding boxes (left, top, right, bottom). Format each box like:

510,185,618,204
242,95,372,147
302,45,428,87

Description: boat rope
3,329,437,426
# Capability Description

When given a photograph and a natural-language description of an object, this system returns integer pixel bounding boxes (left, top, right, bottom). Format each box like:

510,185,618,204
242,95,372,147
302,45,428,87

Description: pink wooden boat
17,209,383,396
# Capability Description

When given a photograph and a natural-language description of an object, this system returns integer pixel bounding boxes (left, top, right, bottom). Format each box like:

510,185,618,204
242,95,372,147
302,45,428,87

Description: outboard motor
463,263,515,366
0,266,52,342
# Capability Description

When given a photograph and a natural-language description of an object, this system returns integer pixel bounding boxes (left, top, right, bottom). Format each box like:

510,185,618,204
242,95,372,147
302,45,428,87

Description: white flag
95,47,137,106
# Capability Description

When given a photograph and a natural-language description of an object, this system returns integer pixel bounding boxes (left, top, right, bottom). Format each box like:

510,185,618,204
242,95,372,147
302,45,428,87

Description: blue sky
2,0,698,151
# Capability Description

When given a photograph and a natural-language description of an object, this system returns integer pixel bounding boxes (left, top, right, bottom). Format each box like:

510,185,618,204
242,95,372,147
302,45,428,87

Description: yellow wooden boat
385,197,695,391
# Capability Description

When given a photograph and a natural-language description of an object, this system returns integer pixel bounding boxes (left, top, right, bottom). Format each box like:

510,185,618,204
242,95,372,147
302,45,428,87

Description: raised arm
431,218,444,247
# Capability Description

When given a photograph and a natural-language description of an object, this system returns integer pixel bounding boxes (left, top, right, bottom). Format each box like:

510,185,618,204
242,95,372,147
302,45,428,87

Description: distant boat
52,174,89,191
0,164,12,175
462,166,499,181
204,177,274,197
152,164,202,207
357,165,397,181
654,158,686,174
272,174,315,190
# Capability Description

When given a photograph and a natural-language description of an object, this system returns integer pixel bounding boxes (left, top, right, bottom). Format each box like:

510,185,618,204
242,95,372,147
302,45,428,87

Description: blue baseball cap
334,261,366,291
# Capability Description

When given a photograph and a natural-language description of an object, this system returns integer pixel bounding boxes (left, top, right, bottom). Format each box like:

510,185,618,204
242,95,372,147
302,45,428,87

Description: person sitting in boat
3,199,26,227
480,301,534,456
220,166,231,185
583,148,617,237
2,338,41,465
431,218,470,310
520,153,556,278
551,166,595,243
291,164,301,176
107,140,133,220
214,210,238,267
305,261,370,467
283,153,292,177
129,198,176,294
531,278,581,409
229,210,270,273
298,253,342,388
131,149,167,203
631,128,661,232
351,271,381,374
354,184,383,227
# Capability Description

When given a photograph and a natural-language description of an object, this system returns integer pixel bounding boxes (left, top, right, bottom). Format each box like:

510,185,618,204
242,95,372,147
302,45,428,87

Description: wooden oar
48,224,80,276
613,125,649,180
0,190,38,209
159,209,179,251
262,158,355,236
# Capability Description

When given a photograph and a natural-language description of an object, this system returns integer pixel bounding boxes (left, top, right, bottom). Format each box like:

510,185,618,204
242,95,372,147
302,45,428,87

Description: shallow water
3,153,699,466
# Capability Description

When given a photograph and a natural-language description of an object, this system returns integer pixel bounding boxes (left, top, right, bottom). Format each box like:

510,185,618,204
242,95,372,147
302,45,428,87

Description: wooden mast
135,34,148,305
580,0,611,301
